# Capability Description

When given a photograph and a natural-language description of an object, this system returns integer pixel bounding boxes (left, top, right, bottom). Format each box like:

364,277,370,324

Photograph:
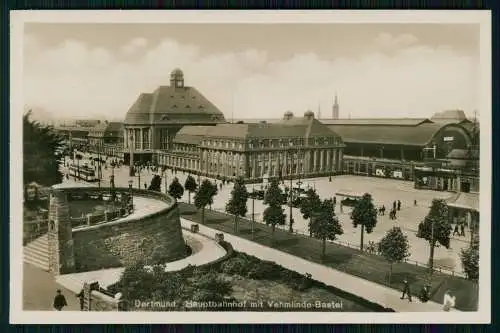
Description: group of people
400,279,456,311
452,223,467,237
378,199,403,220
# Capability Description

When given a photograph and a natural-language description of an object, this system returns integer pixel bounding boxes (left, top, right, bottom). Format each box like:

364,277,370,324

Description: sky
22,23,480,121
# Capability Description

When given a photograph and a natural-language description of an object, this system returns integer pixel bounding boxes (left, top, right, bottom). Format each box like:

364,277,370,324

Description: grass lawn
179,203,478,311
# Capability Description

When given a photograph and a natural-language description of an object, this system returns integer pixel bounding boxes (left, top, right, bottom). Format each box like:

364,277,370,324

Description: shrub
220,257,251,276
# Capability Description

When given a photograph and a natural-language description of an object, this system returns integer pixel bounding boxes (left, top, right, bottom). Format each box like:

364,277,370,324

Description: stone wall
72,204,187,272
90,291,125,311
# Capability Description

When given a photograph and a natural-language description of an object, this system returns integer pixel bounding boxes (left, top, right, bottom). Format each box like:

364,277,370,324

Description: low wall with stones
90,291,125,311
64,188,187,273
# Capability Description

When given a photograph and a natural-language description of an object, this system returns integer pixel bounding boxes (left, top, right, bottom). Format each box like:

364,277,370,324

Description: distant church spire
332,93,339,119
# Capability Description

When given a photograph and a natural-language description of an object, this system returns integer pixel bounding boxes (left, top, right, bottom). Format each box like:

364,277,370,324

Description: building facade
123,68,226,165
157,111,345,181
88,121,124,157
54,126,90,152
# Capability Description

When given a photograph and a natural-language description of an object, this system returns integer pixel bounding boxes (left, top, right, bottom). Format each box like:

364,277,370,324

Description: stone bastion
48,186,187,274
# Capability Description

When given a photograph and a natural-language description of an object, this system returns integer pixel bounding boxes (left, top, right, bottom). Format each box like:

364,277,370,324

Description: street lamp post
128,179,134,212
137,165,141,189
288,142,295,233
251,183,255,237
97,142,102,188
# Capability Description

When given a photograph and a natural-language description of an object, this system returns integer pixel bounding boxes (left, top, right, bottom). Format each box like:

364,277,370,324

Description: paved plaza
62,154,470,274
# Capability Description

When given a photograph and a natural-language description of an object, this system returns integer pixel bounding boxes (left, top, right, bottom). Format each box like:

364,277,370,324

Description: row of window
201,137,340,150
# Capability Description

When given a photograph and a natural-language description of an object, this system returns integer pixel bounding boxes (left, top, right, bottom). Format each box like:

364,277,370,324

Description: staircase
24,234,49,271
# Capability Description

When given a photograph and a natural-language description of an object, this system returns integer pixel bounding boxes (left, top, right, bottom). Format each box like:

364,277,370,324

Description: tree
378,226,411,284
263,178,286,242
148,174,162,192
300,188,322,237
225,176,249,233
350,193,378,252
194,179,218,225
416,199,452,273
23,111,64,193
168,177,184,200
460,235,479,281
309,199,343,260
184,175,198,204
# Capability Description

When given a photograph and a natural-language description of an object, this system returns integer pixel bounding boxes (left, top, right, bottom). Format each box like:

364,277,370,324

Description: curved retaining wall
50,187,187,273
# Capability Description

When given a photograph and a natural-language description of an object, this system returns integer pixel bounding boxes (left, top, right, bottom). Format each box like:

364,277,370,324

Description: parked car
341,197,359,207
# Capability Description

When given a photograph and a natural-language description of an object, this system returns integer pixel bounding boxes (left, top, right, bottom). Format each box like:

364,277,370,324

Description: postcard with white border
10,9,491,324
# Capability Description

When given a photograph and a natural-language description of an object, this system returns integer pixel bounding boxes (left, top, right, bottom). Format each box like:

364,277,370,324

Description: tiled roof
176,116,341,141
89,122,124,138
125,85,226,125
173,126,214,145
326,122,447,146
320,118,433,126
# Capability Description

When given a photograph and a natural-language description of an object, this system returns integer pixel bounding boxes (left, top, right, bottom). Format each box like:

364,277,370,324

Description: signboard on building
375,168,385,177
443,136,454,142
392,170,403,179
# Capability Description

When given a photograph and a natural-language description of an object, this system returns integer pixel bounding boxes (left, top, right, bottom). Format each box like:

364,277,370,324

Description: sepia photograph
10,10,491,324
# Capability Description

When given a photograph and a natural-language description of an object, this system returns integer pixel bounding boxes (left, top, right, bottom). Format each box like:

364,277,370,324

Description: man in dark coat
400,279,412,302
53,289,68,311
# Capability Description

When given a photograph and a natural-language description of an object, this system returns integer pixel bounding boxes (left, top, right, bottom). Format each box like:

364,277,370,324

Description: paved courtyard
62,154,470,273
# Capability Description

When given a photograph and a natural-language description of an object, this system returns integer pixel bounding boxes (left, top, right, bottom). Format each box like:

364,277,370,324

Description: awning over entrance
446,192,479,212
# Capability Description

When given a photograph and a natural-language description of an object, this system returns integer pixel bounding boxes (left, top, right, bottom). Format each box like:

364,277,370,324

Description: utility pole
251,183,255,238
97,142,101,188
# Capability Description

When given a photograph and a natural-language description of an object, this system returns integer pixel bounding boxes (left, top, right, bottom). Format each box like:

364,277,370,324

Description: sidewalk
23,263,81,311
55,229,227,293
180,218,457,313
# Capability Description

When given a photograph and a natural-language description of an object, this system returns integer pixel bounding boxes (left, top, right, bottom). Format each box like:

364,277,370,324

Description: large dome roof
124,70,226,126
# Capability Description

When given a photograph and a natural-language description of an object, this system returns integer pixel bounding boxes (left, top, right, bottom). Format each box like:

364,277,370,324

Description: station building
157,111,344,181
123,68,226,165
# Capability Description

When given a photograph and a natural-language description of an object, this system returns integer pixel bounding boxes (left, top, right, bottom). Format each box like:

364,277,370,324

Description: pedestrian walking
397,200,401,211
414,199,417,206
453,224,459,236
400,279,412,302
393,201,397,211
53,289,68,311
460,224,465,237
144,182,147,189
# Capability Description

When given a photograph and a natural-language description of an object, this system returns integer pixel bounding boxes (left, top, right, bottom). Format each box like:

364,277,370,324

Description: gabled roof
125,84,226,125
174,115,341,143
89,122,123,138
320,118,433,126
326,122,446,146
173,126,213,145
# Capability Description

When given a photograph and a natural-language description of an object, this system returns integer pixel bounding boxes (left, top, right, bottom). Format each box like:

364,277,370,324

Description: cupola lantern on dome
304,110,315,120
170,68,185,89
283,111,294,120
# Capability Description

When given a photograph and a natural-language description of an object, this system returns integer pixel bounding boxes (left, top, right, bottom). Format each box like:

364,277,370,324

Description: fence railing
211,206,467,279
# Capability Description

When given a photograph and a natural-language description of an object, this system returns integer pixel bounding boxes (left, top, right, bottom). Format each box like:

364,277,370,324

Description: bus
69,165,97,182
